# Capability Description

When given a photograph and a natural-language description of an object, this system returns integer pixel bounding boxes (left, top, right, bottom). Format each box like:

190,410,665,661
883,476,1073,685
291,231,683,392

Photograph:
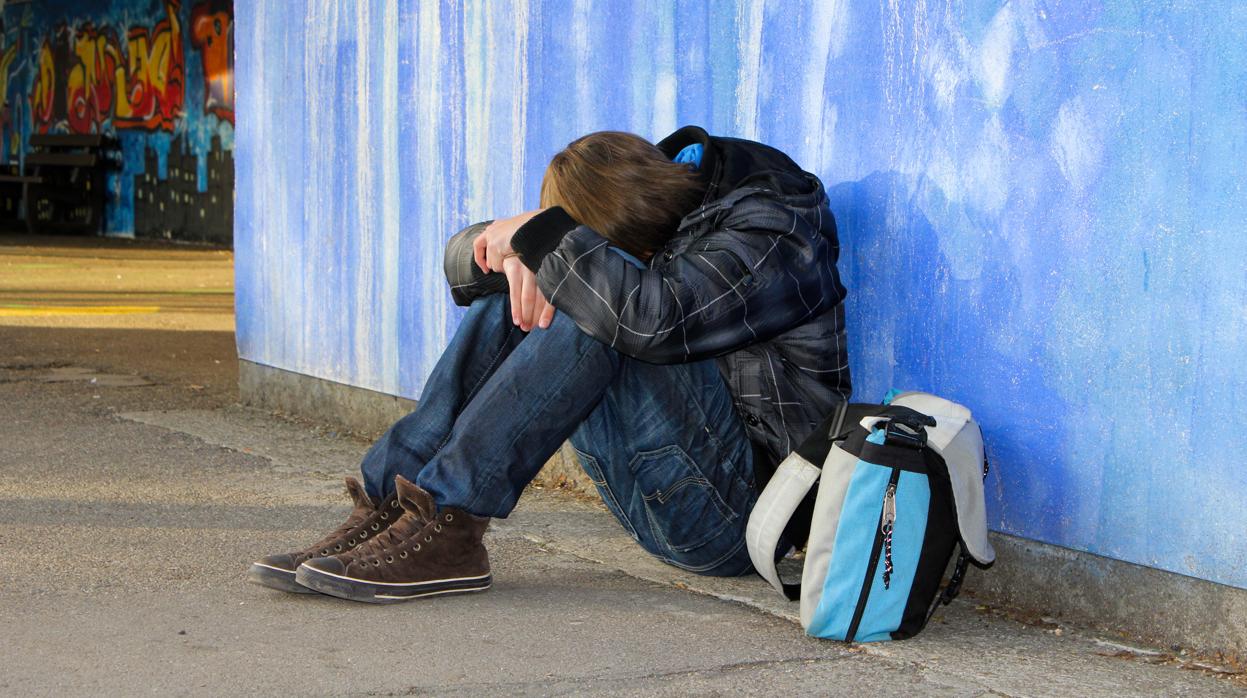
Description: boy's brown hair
540,131,706,260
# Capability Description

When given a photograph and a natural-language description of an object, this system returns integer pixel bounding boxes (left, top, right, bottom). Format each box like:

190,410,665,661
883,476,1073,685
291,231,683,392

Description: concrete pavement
3,362,1245,696
1,235,1243,695
0,234,237,405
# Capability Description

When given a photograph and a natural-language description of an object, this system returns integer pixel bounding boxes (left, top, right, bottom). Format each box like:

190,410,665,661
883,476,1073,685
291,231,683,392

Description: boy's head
540,131,706,260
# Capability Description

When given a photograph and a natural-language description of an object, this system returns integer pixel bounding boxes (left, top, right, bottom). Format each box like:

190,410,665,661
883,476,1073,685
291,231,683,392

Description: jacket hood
657,125,821,204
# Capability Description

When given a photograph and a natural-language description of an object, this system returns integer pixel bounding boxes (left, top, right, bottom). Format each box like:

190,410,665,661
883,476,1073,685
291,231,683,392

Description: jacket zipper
844,468,901,642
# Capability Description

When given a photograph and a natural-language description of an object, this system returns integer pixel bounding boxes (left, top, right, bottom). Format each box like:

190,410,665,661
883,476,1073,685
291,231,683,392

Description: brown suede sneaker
294,475,491,603
248,477,402,593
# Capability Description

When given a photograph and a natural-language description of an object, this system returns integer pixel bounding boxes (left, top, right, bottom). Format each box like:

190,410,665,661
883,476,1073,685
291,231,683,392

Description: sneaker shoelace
342,510,442,566
300,514,366,559
301,497,398,560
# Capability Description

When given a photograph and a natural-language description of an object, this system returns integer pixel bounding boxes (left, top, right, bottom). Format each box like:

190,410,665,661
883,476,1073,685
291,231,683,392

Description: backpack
746,391,994,642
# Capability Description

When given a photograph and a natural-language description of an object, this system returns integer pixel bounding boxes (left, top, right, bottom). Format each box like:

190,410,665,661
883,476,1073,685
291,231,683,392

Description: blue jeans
358,292,758,576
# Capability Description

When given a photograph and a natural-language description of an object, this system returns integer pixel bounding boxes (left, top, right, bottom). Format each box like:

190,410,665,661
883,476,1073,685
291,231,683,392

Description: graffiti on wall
4,0,234,241
28,28,63,133
0,32,19,142
190,0,232,124
115,1,185,130
134,135,232,243
64,23,121,131
29,1,185,134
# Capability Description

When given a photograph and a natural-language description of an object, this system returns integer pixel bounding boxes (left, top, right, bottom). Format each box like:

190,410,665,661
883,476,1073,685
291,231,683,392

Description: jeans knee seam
464,320,518,408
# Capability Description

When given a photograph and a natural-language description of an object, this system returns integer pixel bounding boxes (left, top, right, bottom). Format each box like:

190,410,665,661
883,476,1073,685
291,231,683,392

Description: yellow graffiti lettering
0,40,18,112
115,1,183,130
67,29,122,132
31,41,56,128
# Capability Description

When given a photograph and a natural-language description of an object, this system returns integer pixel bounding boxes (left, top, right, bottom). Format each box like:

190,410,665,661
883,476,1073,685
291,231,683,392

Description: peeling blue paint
235,1,1247,590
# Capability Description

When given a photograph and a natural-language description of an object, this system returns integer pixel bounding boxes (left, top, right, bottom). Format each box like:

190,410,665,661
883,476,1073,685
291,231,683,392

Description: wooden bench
0,134,118,234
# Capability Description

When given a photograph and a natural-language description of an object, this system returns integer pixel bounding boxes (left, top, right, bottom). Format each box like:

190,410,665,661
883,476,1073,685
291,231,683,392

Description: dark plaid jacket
444,126,851,481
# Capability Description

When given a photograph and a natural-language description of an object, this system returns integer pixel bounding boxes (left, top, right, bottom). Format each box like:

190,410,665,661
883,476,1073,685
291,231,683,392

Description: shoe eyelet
385,556,394,563
373,559,381,567
360,531,367,538
391,500,400,509
399,551,408,559
380,512,388,520
445,513,454,522
424,535,432,542
414,544,421,552
434,524,443,532
371,523,379,531
320,549,329,556
347,538,356,545
334,544,342,552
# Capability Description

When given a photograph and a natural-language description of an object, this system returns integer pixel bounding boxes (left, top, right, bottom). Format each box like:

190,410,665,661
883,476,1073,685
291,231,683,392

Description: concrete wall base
239,359,419,436
239,359,1245,658
967,533,1245,658
238,358,593,490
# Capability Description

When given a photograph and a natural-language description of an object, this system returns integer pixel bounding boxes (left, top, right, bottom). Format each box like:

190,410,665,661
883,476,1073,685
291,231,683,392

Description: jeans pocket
573,447,640,541
630,444,737,553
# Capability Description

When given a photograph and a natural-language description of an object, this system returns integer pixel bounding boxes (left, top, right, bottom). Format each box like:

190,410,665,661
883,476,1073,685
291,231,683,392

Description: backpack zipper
844,468,901,643
881,483,897,590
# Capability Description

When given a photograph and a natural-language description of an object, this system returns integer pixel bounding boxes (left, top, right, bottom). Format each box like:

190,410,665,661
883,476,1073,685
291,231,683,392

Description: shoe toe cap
254,553,297,572
301,555,346,575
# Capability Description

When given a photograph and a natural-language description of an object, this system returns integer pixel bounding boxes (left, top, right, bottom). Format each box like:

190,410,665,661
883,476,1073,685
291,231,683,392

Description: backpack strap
923,544,972,626
749,401,895,600
745,449,822,600
922,442,990,626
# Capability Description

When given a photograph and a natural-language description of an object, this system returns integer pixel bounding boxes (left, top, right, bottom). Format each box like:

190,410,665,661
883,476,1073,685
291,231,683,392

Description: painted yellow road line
0,305,161,316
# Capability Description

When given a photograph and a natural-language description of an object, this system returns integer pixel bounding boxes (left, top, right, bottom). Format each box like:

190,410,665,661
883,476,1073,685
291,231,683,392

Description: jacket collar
658,125,816,205
656,125,723,203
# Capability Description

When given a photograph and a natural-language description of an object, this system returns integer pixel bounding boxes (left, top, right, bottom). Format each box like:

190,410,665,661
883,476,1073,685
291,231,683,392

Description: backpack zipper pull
881,483,896,590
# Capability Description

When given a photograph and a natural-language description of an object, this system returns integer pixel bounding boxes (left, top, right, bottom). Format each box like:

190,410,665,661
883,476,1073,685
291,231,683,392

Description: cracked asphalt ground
1,235,1243,696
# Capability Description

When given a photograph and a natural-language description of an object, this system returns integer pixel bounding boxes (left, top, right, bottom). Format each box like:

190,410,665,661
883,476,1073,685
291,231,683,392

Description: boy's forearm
510,206,579,273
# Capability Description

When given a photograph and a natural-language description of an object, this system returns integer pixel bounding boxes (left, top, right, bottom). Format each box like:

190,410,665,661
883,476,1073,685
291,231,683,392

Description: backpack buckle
881,413,936,449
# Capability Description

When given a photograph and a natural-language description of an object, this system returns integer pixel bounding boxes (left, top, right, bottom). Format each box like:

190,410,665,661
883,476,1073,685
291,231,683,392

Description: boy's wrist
510,206,579,273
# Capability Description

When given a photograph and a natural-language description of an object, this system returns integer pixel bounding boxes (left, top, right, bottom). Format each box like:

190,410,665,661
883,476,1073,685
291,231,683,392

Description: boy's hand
501,256,556,331
474,209,543,274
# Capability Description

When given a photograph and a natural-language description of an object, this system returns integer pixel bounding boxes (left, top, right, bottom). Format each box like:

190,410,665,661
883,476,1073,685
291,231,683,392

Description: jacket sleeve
443,221,509,307
510,199,843,364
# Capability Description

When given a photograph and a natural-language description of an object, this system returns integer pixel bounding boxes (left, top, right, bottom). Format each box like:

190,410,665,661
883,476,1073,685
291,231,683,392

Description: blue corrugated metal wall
235,1,1247,590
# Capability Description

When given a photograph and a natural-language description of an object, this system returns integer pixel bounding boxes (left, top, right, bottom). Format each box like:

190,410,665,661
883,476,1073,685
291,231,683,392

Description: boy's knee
468,292,508,316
